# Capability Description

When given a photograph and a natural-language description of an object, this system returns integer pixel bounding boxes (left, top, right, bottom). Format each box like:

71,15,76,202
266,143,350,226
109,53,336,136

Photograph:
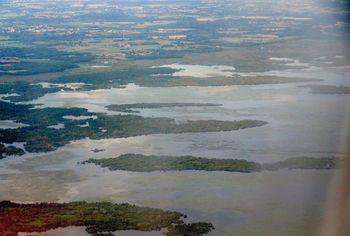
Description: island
82,154,262,173
106,102,222,113
0,200,214,236
91,148,105,153
0,101,267,157
81,154,337,173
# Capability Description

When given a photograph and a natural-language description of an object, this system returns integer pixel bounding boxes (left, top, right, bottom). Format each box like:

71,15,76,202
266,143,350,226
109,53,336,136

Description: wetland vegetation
0,143,25,159
82,154,262,173
0,46,94,76
0,1,349,235
54,68,315,89
0,101,267,157
82,154,337,173
0,201,214,236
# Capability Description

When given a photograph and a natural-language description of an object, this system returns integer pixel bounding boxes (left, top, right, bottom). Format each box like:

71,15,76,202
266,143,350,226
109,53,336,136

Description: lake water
0,120,28,129
1,64,350,235
157,64,236,78
28,66,350,161
0,149,334,236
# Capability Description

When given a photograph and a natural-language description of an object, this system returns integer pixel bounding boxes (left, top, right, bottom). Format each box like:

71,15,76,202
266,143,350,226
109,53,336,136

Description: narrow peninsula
0,101,267,157
82,154,337,173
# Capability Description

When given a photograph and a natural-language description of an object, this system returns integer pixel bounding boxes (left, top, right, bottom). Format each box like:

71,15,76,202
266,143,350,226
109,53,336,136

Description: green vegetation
127,47,221,60
0,67,314,103
0,101,92,126
82,154,337,173
55,67,314,89
106,103,222,113
0,46,94,76
0,81,62,102
54,67,178,89
0,2,347,235
0,143,25,159
82,154,262,173
0,101,267,156
0,200,214,236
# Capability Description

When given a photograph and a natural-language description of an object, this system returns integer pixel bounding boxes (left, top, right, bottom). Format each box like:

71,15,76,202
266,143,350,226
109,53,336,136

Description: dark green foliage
0,46,94,76
82,154,263,173
0,47,90,61
0,143,24,159
0,101,267,157
127,47,220,60
55,67,177,87
53,66,299,91
168,222,215,236
0,201,213,236
0,68,313,104
0,82,61,102
76,10,137,22
0,101,91,126
83,154,337,173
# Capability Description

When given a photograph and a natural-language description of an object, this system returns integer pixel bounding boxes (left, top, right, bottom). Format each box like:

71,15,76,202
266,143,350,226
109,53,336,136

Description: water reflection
1,65,349,235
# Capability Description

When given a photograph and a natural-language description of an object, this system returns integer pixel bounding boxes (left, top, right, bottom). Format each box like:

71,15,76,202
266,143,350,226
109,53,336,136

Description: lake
1,64,349,235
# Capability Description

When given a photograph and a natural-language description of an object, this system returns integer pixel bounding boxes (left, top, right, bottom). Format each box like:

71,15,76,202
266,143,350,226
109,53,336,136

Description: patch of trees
0,46,94,76
0,201,214,236
83,154,337,173
0,101,267,157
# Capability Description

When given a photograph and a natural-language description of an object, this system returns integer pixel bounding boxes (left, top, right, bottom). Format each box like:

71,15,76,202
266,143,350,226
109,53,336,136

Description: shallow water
157,63,236,78
28,66,350,161
2,65,350,235
0,120,28,129
0,149,334,236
